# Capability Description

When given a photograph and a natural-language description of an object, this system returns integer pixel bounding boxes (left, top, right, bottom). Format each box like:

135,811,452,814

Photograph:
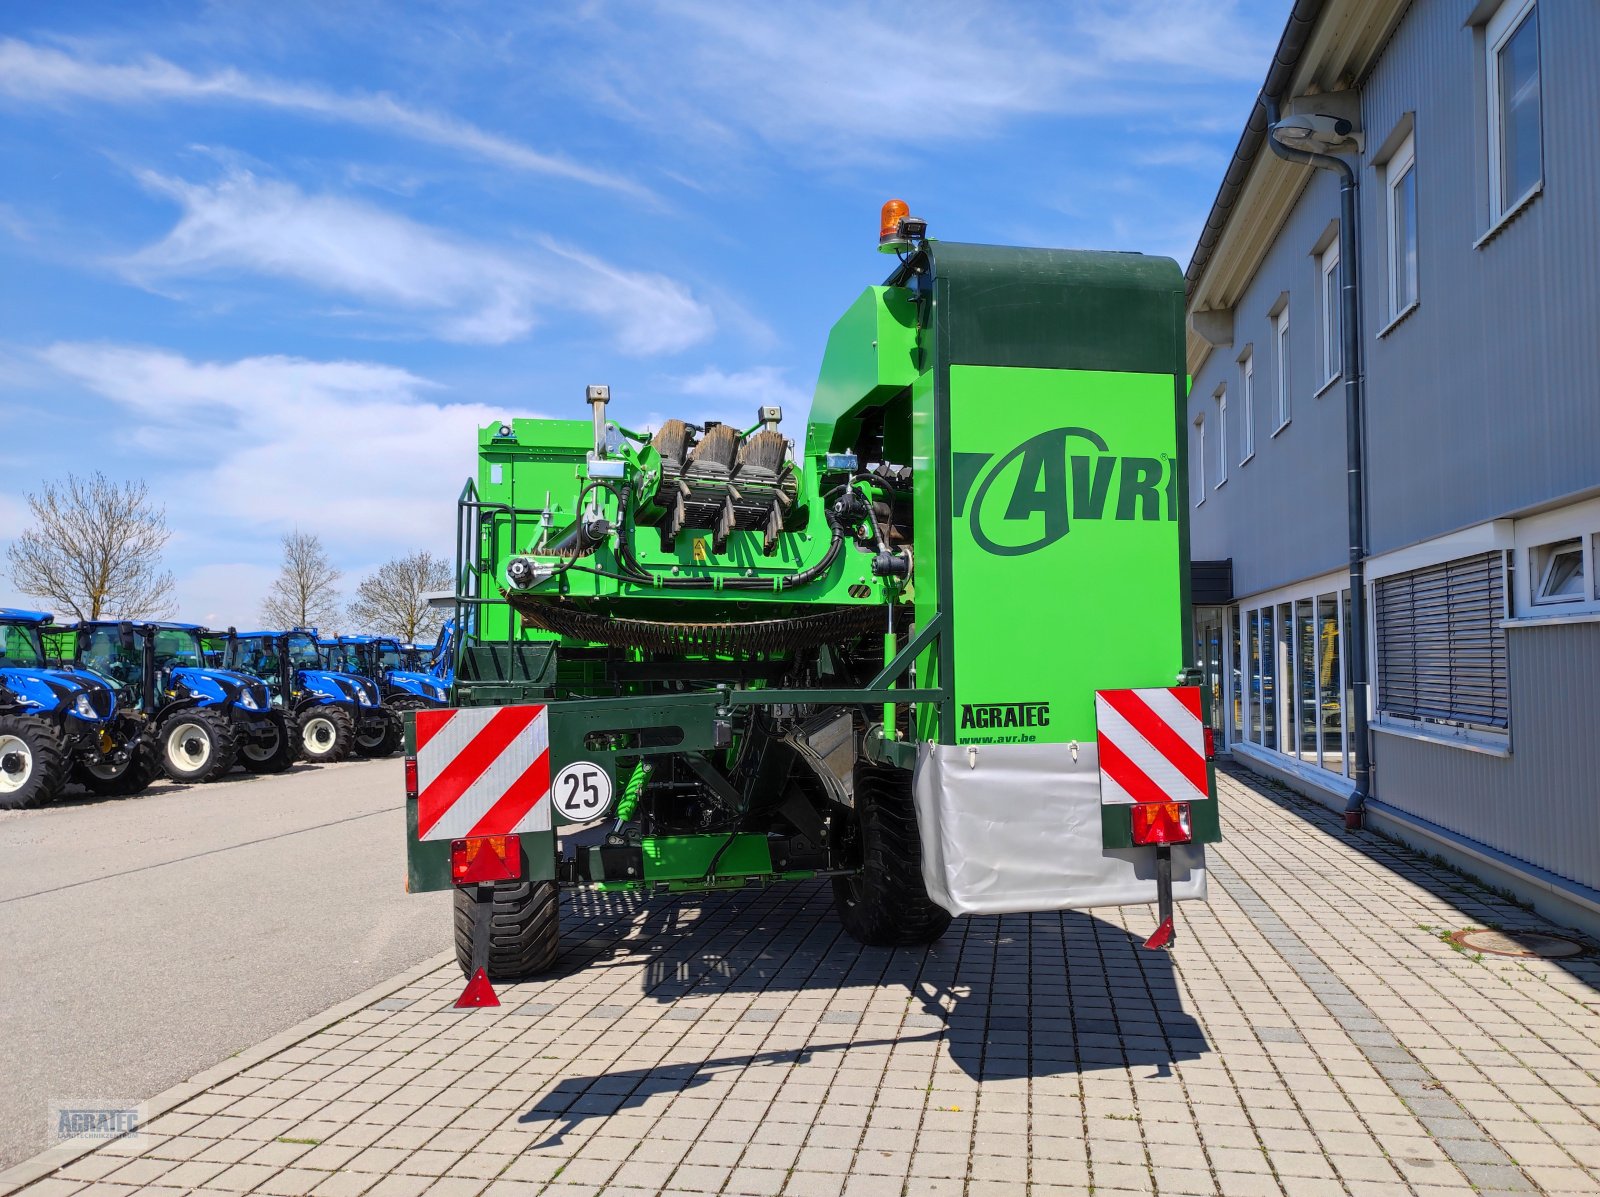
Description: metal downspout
1263,96,1373,830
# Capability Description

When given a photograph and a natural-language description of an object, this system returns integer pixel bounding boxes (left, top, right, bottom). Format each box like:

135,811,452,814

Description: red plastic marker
1143,917,1174,951
454,967,500,1008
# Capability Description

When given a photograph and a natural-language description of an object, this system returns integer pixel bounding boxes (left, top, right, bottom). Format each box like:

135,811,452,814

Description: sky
0,0,1288,628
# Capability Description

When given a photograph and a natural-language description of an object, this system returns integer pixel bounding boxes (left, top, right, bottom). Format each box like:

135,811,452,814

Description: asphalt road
0,758,448,1170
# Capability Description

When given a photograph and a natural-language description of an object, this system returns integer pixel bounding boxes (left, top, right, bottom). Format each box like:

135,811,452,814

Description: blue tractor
224,629,402,763
0,609,149,805
328,635,450,711
72,620,296,783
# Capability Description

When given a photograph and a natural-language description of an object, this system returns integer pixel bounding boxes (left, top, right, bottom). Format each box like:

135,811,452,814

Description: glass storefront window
1296,598,1317,765
1247,609,1262,744
1194,607,1225,743
1235,588,1352,780
1228,607,1242,749
1316,593,1344,774
1261,607,1277,750
1276,603,1292,752
1341,588,1354,776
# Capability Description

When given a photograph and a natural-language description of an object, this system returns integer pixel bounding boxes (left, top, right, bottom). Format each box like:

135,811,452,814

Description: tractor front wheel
297,705,355,763
239,715,300,774
831,763,952,946
159,709,240,783
0,715,67,809
354,709,403,758
453,879,561,980
78,742,163,797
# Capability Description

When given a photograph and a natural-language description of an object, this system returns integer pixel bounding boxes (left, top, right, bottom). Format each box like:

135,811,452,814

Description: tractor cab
333,635,449,710
73,620,295,783
224,629,401,763
0,608,131,808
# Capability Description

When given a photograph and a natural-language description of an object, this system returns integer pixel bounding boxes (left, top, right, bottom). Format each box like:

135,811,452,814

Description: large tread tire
454,879,561,981
354,708,404,759
77,742,163,797
832,763,952,946
0,715,68,809
239,715,300,775
158,708,239,783
297,705,355,764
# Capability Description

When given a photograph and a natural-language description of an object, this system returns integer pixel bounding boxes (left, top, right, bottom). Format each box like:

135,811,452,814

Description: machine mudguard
912,739,1207,916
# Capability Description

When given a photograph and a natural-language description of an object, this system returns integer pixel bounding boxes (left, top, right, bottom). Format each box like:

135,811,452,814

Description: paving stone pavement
14,766,1600,1197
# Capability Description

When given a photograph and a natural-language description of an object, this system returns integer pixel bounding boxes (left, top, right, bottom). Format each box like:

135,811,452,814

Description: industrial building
1185,0,1600,934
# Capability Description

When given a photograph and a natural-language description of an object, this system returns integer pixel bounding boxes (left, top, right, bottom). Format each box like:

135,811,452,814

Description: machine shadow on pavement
517,885,1208,1146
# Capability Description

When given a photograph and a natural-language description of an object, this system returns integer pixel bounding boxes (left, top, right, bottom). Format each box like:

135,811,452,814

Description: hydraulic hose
615,759,651,823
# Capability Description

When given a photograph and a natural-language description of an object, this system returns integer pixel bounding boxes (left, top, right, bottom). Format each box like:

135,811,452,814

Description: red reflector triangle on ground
1143,917,1174,951
454,967,499,1008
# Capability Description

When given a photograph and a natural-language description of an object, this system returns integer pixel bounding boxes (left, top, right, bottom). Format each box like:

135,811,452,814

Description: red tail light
1203,727,1216,760
451,835,522,884
1131,802,1192,845
404,755,418,799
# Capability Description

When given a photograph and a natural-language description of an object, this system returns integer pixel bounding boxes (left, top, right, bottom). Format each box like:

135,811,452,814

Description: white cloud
677,365,808,412
568,0,1272,162
174,562,280,629
626,366,813,449
38,344,498,584
122,169,715,352
0,37,648,200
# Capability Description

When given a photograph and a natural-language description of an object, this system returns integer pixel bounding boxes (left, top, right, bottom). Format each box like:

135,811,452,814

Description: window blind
1375,552,1509,731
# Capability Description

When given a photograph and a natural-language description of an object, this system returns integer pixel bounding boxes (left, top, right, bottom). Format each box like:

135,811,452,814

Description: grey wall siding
1359,0,1600,554
1188,168,1349,599
1373,621,1600,890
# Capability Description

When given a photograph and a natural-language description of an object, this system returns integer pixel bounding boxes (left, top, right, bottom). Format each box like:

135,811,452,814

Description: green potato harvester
404,203,1220,997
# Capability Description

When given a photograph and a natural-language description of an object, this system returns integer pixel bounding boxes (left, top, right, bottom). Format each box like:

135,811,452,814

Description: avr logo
953,426,1176,556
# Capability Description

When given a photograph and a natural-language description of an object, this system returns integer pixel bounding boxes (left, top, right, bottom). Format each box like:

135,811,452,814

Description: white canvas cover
912,740,1207,916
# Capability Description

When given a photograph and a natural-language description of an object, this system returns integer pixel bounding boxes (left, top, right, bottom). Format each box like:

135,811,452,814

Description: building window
1193,414,1205,505
1319,241,1341,387
1215,388,1228,488
1227,606,1241,750
1386,133,1418,318
1532,538,1584,604
1488,0,1542,220
1235,587,1352,777
1239,352,1255,462
1260,606,1277,749
1272,307,1290,432
1375,552,1510,735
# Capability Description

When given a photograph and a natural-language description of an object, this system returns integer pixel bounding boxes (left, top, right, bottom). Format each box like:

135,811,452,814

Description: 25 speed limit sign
552,761,614,821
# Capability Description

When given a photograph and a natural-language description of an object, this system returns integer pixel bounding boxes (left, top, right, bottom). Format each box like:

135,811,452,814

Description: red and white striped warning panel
1094,686,1208,806
413,705,551,841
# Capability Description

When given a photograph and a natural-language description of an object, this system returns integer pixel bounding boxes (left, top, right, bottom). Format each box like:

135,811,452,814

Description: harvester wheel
0,715,67,809
297,705,355,763
159,708,239,783
453,879,561,980
355,709,404,758
239,715,300,774
832,764,951,946
77,742,163,797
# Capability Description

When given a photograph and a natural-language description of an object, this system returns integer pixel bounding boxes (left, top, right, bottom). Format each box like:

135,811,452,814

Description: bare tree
7,472,175,620
347,551,451,641
260,531,343,630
